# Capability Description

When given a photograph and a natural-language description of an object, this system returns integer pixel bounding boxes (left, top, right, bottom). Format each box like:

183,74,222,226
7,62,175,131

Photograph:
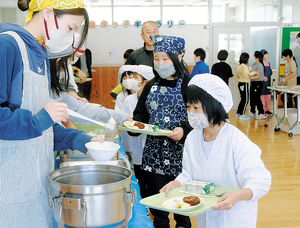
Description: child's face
154,52,173,66
134,73,148,88
186,102,204,114
194,54,201,62
122,72,133,82
297,37,300,45
263,53,269,60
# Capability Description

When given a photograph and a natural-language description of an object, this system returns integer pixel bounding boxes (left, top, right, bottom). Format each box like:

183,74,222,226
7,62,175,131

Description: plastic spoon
67,108,118,140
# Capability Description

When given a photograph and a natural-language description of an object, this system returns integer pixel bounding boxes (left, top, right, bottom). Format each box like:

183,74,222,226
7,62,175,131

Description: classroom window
218,34,244,64
162,0,208,24
247,0,278,22
282,0,300,24
87,6,112,25
212,0,244,23
113,7,161,25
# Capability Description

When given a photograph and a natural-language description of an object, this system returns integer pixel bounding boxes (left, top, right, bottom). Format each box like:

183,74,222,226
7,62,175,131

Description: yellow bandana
26,0,85,22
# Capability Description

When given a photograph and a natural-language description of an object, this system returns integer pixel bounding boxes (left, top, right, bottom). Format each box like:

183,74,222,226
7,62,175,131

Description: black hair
217,50,228,61
185,85,228,126
153,52,189,79
297,33,300,38
49,55,71,97
239,52,249,65
17,0,31,10
282,49,293,58
282,49,297,67
123,49,134,59
194,48,206,60
254,51,265,73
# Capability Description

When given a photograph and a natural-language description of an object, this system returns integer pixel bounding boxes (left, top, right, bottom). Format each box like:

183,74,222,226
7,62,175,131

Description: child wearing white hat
160,74,271,228
121,65,155,197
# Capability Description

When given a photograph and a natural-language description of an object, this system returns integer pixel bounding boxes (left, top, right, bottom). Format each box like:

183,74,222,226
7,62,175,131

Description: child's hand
263,76,268,82
159,180,181,197
212,188,253,211
166,127,183,141
211,192,239,210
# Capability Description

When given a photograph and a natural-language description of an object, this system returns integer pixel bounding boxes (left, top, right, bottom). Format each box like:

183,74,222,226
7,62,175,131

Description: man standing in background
125,21,159,67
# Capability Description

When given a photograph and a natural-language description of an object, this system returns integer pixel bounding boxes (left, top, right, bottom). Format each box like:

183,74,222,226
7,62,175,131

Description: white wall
86,25,210,67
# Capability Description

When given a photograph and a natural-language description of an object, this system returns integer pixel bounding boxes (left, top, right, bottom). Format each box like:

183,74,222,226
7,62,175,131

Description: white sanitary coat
176,123,271,228
121,93,146,165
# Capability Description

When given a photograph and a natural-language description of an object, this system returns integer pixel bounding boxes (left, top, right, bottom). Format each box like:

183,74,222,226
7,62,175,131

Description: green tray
119,125,173,136
74,77,92,83
140,186,238,216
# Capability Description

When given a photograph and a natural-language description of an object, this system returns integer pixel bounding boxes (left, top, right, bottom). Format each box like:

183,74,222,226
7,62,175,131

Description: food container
184,181,215,194
49,164,136,228
85,141,120,161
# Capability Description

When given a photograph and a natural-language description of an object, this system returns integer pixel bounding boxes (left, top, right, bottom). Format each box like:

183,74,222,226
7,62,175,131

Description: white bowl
85,142,120,161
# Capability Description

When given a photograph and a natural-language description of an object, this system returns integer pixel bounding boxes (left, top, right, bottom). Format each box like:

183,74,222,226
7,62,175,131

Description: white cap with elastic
188,74,233,113
118,65,137,83
134,65,155,81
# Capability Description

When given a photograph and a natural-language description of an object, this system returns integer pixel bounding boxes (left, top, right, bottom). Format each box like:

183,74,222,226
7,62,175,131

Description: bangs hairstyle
54,8,89,53
185,85,228,126
153,52,189,79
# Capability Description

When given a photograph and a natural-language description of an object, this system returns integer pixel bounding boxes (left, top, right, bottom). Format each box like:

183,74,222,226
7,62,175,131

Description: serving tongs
67,108,118,140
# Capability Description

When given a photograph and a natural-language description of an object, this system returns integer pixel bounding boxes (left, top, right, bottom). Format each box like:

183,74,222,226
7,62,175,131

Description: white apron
0,31,54,228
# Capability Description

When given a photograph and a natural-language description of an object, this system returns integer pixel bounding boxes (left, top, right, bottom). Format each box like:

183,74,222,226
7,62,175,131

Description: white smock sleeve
233,132,272,201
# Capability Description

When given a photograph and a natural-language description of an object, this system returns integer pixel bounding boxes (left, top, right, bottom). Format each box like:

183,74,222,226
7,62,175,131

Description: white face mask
131,79,142,92
122,79,136,90
154,64,175,79
45,18,73,54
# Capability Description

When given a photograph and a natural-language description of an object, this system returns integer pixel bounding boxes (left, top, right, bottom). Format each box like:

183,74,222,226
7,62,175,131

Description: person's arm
67,91,89,103
213,133,271,210
278,61,297,85
0,38,54,140
249,72,261,80
53,123,92,153
110,84,123,99
133,79,154,123
62,93,129,124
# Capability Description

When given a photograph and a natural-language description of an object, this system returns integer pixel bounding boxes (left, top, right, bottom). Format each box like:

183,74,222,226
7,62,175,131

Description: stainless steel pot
49,164,136,228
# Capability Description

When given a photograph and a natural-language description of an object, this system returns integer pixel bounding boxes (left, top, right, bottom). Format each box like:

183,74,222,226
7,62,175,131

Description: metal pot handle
126,189,137,205
59,194,87,228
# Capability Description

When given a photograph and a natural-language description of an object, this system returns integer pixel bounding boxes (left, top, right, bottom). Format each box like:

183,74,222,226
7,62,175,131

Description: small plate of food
123,121,149,131
162,196,203,211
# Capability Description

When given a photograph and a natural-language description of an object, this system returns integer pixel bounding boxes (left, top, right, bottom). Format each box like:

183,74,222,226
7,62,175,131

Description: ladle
67,109,119,140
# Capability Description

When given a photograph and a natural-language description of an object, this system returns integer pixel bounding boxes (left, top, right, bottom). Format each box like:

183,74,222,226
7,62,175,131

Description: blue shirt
0,23,91,152
191,60,209,77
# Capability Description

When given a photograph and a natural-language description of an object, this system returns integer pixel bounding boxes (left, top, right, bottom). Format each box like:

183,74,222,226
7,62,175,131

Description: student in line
191,48,209,77
160,74,271,228
132,34,192,228
211,49,233,85
236,52,251,120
